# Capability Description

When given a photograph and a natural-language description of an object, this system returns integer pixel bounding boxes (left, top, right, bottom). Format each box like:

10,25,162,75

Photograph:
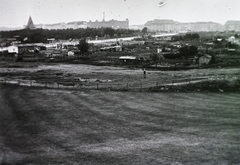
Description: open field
1,62,240,92
1,84,240,164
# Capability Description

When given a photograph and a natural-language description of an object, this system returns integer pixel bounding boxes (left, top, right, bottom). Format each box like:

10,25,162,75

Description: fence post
30,81,32,86
45,82,47,87
18,80,20,86
172,80,174,86
126,83,129,90
189,77,191,84
156,82,158,87
97,83,99,90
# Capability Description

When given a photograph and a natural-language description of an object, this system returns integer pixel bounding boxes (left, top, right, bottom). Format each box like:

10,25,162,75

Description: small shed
198,54,212,65
119,56,137,64
17,44,35,54
7,45,18,54
0,47,8,53
119,56,137,60
100,45,122,52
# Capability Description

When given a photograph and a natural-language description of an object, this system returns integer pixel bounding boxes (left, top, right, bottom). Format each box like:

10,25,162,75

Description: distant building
198,54,212,65
25,16,36,29
0,44,37,54
42,23,67,30
0,47,8,53
87,19,129,29
144,19,224,32
225,21,240,31
228,36,240,46
129,25,144,30
119,56,137,64
18,44,36,54
7,45,18,54
174,22,192,32
144,19,176,31
78,22,88,29
100,45,122,52
188,22,223,31
36,19,128,30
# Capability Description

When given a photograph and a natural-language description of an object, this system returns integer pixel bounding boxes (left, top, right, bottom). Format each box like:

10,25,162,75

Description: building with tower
25,16,36,29
87,12,129,29
87,19,129,29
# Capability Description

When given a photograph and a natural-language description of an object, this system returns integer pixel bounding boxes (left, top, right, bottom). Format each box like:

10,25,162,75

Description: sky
0,0,239,27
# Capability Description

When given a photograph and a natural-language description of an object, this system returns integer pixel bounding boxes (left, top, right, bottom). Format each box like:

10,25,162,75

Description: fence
1,75,239,91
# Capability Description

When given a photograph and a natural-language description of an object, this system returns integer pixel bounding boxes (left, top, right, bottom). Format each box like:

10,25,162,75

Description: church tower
25,16,36,29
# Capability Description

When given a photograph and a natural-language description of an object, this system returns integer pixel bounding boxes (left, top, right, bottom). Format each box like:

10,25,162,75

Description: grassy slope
0,84,240,164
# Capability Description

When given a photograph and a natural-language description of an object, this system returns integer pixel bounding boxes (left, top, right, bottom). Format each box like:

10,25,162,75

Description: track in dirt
0,84,240,164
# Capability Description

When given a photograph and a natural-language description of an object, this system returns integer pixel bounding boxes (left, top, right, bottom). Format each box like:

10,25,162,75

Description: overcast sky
0,0,239,27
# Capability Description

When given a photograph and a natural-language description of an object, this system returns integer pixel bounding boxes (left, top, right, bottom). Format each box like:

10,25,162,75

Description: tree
179,45,198,59
104,28,115,37
209,55,216,64
183,33,199,40
191,33,200,40
172,35,184,41
77,38,89,55
235,33,240,38
189,45,198,56
150,54,165,68
184,33,192,40
142,27,148,33
150,53,159,68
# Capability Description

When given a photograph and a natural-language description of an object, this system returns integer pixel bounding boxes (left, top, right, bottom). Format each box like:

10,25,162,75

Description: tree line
171,33,200,41
0,28,140,43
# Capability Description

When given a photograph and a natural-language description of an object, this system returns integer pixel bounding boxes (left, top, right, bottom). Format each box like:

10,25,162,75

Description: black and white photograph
0,0,240,164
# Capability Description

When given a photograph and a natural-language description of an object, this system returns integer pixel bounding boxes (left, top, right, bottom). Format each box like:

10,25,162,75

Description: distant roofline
144,19,223,26
88,18,129,23
224,20,240,25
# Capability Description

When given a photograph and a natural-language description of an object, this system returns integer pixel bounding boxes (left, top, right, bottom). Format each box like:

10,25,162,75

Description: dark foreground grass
0,84,240,164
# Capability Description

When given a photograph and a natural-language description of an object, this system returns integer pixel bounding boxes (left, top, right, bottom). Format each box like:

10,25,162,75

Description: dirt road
1,84,240,164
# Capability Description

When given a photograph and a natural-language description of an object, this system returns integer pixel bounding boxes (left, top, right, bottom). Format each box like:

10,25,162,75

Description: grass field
1,62,240,92
1,84,240,164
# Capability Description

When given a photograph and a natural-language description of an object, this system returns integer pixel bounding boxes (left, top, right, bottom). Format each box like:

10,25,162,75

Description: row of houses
119,53,212,66
0,43,79,59
0,44,36,54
